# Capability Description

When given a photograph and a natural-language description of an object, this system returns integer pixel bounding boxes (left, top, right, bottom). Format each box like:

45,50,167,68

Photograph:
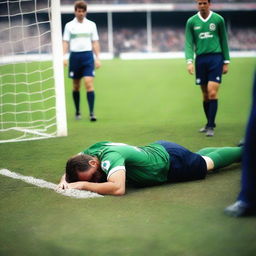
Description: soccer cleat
206,127,214,137
224,200,256,217
90,114,97,122
199,126,207,133
75,113,81,120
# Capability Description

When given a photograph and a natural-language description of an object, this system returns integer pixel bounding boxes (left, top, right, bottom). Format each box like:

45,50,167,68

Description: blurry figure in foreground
225,73,256,217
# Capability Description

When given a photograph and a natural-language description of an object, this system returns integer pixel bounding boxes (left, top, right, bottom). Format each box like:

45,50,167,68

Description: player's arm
57,173,69,189
184,19,195,74
92,40,101,69
63,40,69,67
222,63,229,74
219,17,230,74
67,169,126,196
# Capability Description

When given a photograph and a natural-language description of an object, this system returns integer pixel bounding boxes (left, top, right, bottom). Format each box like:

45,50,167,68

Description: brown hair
74,1,87,11
65,154,93,182
197,0,211,2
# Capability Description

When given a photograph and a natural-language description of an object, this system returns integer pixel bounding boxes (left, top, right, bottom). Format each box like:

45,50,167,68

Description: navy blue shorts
156,140,207,182
195,53,223,85
69,51,95,79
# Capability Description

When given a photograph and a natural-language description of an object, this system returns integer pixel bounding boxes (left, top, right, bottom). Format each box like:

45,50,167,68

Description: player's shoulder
84,18,97,26
83,141,110,155
187,13,199,24
211,11,225,21
64,18,76,28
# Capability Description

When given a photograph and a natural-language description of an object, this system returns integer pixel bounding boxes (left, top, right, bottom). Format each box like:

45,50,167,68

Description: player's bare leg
202,156,214,171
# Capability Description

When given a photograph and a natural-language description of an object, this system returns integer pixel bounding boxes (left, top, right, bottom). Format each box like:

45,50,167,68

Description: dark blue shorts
195,53,223,85
156,140,207,182
69,51,95,79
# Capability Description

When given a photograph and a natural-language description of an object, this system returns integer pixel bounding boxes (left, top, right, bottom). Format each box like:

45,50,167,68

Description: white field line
0,169,103,199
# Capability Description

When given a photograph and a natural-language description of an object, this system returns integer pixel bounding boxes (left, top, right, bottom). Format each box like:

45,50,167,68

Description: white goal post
0,0,67,143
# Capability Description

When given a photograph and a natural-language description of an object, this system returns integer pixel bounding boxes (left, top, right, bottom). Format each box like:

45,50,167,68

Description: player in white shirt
63,1,101,121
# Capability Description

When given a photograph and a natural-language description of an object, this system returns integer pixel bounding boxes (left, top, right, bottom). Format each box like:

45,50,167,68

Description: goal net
0,0,67,143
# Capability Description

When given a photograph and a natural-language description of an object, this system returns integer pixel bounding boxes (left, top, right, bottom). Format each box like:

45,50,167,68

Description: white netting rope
0,0,63,143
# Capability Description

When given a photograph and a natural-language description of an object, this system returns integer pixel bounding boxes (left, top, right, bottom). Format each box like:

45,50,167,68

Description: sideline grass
0,58,255,256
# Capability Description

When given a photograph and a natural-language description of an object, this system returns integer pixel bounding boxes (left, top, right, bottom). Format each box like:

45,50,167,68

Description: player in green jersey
57,140,242,196
185,0,230,137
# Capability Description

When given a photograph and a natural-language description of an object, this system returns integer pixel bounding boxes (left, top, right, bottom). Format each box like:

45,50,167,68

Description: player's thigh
156,141,207,182
195,55,207,85
81,52,95,79
69,52,83,79
208,54,223,84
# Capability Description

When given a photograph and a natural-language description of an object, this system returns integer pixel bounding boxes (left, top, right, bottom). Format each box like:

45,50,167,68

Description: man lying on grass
57,140,242,196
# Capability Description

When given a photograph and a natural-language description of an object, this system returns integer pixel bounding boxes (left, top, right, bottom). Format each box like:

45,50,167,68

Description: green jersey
82,141,170,186
185,11,230,63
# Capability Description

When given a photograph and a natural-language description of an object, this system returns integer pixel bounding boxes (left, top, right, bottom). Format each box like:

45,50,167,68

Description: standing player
63,1,101,121
185,0,230,136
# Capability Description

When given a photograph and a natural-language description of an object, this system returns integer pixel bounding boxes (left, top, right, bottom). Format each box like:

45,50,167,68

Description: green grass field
0,58,256,256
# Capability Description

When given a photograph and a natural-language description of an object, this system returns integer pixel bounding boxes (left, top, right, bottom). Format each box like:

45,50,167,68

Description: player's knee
73,86,80,91
85,84,94,91
208,90,218,99
203,94,209,101
73,81,80,91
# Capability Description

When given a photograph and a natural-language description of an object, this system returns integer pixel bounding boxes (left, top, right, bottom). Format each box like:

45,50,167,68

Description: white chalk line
0,169,103,199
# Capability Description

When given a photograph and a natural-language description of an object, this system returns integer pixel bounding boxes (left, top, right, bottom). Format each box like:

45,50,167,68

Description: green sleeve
184,19,194,63
219,17,230,62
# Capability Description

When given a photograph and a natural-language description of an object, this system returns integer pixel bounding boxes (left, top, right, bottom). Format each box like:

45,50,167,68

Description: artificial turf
0,58,255,256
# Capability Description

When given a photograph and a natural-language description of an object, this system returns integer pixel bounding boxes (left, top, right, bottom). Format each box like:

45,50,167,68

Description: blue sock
87,91,95,115
207,99,218,128
73,91,80,115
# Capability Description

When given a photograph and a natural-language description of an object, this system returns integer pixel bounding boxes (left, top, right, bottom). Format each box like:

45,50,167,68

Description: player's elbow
113,187,125,196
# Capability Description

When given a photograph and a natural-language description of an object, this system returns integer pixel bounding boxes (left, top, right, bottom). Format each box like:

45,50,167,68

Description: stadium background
1,0,256,255
1,0,255,56
62,0,256,55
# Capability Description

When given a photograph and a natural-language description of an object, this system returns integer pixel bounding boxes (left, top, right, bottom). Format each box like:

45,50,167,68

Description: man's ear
88,159,98,167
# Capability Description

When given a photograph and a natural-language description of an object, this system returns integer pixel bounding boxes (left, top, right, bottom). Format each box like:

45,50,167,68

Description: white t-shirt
63,17,99,52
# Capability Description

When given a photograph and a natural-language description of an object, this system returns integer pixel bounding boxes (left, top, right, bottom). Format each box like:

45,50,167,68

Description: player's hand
57,180,69,190
222,63,229,74
63,59,68,67
187,63,194,75
68,181,86,190
95,59,101,69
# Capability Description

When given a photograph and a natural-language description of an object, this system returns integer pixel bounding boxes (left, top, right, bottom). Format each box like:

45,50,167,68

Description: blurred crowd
98,26,256,53
1,24,255,56
62,0,256,4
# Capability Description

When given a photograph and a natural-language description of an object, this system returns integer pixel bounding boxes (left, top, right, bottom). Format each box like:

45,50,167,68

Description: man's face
77,160,103,183
75,8,86,22
197,0,211,15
